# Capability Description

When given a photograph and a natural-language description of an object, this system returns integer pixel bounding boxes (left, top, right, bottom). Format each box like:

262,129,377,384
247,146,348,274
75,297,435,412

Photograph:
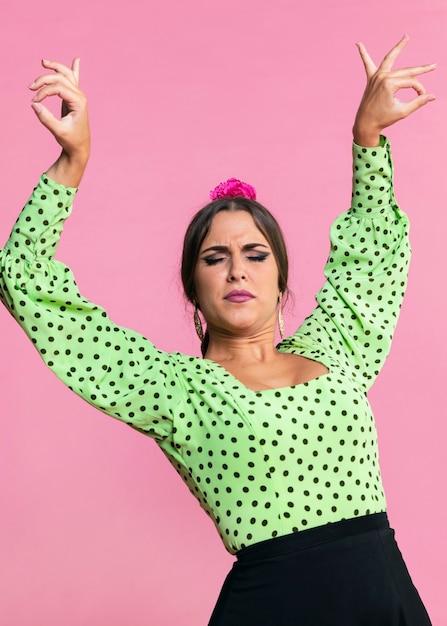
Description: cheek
192,269,213,305
266,264,280,293
191,267,201,303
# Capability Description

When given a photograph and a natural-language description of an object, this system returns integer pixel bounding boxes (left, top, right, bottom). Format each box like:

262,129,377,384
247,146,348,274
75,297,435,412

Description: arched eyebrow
200,243,270,254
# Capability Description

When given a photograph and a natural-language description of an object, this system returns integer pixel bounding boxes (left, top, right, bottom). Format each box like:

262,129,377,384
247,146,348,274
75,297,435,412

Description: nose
227,257,247,282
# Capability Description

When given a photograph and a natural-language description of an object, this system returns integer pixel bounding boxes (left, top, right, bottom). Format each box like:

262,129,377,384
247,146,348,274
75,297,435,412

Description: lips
224,290,255,303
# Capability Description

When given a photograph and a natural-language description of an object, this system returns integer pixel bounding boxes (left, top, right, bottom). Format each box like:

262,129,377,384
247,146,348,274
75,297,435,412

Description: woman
0,37,435,624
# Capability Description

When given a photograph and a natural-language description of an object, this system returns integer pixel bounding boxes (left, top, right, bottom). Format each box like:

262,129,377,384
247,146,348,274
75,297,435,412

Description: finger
31,101,63,134
41,58,77,78
71,58,81,85
356,42,377,78
29,72,81,93
398,93,436,118
40,59,79,87
379,34,409,72
388,63,437,79
31,82,82,107
390,76,427,96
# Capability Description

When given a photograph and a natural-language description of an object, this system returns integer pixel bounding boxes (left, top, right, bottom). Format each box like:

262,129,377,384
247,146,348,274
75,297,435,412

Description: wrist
46,148,90,187
352,123,381,148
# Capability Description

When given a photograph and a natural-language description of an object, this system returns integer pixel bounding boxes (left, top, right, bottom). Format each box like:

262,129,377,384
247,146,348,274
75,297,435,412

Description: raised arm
28,58,90,187
0,59,182,440
282,37,436,390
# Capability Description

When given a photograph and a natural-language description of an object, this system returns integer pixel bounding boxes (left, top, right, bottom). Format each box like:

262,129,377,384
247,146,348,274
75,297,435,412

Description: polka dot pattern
0,138,410,554
283,136,410,393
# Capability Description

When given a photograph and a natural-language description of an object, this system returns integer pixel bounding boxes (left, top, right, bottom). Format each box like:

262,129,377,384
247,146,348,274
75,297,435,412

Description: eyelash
203,254,269,266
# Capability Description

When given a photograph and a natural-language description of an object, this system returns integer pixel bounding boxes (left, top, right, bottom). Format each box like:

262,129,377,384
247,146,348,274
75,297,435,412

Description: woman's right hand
29,58,90,187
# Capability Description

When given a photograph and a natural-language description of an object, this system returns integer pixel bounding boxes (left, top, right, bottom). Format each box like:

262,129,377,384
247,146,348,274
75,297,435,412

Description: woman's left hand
353,35,436,147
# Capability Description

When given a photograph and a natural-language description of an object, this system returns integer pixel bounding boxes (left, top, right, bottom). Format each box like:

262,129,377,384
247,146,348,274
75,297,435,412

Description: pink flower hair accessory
210,178,256,201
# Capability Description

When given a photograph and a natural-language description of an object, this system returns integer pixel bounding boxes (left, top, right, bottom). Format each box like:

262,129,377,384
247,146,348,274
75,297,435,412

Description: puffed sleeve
281,136,410,391
0,174,182,439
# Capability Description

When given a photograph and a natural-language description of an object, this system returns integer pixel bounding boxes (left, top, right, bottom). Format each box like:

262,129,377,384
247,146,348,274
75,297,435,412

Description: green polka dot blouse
0,137,410,554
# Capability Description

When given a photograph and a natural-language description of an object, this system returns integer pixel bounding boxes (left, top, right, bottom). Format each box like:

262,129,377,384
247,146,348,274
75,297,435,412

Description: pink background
1,1,446,624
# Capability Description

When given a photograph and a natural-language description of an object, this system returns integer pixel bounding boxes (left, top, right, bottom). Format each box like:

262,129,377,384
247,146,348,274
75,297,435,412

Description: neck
204,325,279,364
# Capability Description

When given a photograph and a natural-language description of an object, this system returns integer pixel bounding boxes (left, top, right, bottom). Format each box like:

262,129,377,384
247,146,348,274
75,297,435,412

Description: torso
166,350,385,553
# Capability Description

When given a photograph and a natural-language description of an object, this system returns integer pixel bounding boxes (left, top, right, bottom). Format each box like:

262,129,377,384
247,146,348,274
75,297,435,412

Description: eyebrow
200,243,270,254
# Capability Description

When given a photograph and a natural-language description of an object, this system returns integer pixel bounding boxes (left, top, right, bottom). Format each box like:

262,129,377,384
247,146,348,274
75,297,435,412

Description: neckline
202,354,332,395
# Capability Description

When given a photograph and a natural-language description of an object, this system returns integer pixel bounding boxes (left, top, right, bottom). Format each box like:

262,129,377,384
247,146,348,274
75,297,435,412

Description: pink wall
1,1,445,624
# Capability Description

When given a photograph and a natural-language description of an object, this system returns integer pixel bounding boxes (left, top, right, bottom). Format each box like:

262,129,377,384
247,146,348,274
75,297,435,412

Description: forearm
45,148,89,188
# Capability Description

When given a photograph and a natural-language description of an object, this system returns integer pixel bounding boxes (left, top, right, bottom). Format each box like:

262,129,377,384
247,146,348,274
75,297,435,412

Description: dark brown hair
181,197,289,354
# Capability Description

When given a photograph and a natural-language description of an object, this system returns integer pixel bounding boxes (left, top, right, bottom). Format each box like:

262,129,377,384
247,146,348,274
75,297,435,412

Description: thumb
31,102,61,135
400,93,436,118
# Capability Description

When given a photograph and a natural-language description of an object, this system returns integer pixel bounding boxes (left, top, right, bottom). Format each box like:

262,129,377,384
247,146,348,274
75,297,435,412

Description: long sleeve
0,175,182,439
1,153,407,552
281,136,410,391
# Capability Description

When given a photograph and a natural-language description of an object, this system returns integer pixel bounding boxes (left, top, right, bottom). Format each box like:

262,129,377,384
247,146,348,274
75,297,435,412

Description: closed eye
203,253,269,266
203,257,225,266
200,244,271,266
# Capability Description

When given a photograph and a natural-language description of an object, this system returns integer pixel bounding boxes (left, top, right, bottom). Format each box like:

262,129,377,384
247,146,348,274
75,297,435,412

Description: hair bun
210,178,256,201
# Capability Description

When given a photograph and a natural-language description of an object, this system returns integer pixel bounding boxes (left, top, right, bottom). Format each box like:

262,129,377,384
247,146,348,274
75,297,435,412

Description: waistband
236,513,390,563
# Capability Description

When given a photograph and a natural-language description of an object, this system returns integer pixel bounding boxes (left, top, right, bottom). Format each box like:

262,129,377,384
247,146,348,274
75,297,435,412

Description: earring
194,303,204,342
278,292,284,340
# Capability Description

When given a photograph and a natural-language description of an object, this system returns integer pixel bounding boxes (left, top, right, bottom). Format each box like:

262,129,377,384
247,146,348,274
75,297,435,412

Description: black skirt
208,513,431,626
